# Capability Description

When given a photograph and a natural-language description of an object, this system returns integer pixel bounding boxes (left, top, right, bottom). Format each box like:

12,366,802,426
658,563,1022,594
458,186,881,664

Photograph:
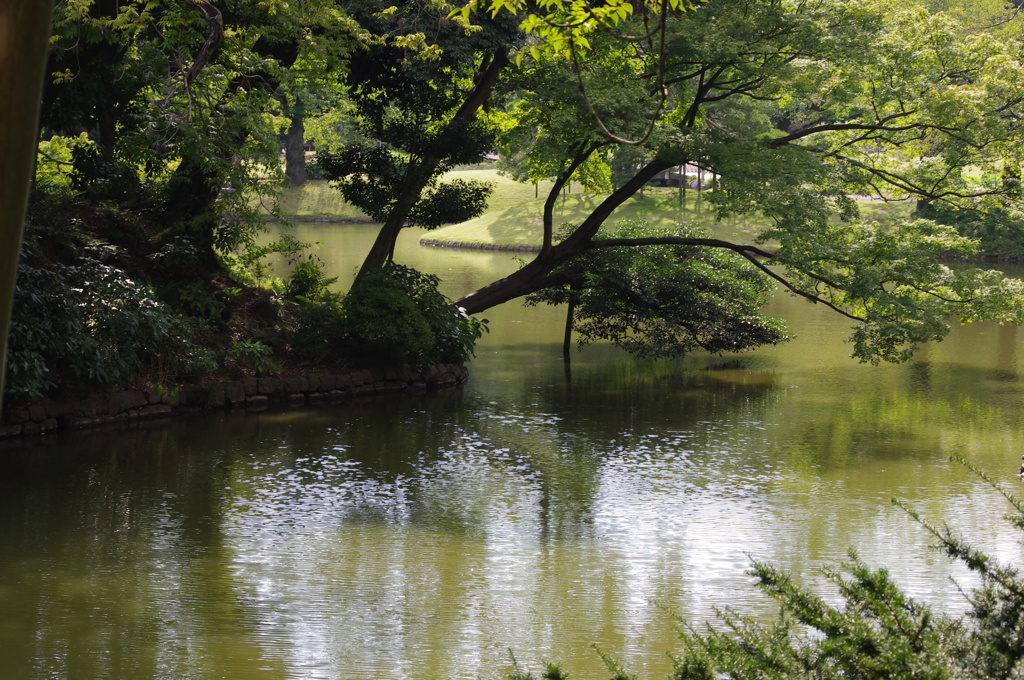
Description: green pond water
2,224,1024,680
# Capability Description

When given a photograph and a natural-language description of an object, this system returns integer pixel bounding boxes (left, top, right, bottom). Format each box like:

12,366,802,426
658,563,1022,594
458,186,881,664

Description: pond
2,224,1024,680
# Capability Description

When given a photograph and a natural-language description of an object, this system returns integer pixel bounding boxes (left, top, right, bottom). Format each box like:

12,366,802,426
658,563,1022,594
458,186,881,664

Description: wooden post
0,1,54,407
696,166,703,212
562,286,577,355
678,165,683,210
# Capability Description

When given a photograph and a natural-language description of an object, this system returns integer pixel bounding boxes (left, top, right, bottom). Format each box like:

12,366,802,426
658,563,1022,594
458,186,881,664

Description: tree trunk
284,103,306,186
0,0,53,406
563,285,577,354
353,162,435,282
353,48,510,285
457,159,674,314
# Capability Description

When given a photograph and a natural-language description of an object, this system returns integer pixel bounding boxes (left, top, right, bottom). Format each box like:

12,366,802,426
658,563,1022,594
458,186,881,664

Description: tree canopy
449,0,1024,364
13,0,1024,401
316,0,522,281
40,0,359,277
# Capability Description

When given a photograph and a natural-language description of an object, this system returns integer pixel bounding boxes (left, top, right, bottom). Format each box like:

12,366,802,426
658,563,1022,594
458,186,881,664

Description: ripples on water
3,239,1024,679
211,405,791,679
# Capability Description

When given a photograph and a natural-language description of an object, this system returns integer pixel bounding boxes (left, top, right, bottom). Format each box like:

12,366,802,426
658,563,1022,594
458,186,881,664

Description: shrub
340,263,487,368
505,459,1024,680
5,250,213,397
339,265,435,368
304,158,327,180
228,338,280,376
285,258,337,300
289,299,347,362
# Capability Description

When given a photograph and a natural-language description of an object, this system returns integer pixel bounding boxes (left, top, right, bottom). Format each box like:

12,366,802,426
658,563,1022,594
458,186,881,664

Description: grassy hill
268,166,913,245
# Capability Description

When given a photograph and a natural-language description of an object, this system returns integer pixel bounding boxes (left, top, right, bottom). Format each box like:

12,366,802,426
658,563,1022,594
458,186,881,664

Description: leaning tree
447,0,1024,363
317,0,523,283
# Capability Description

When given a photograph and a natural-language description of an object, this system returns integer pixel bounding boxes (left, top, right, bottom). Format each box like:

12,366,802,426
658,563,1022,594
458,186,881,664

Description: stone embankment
941,251,1024,265
0,363,468,440
419,237,541,253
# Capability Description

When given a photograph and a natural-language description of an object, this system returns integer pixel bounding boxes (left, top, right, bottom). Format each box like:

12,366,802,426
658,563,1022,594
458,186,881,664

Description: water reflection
3,231,1024,679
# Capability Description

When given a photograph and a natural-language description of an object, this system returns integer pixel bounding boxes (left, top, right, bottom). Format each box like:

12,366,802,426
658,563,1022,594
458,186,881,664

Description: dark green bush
527,221,788,358
5,250,214,397
917,201,1024,256
304,159,327,181
340,263,487,368
289,299,347,361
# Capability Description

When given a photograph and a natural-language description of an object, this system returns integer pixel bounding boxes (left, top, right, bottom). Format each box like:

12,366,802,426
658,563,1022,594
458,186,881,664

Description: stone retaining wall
419,238,541,253
0,363,469,440
940,252,1024,265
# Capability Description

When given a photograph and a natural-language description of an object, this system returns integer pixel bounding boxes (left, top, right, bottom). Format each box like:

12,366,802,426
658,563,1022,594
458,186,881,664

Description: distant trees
39,0,358,278
15,0,1024,387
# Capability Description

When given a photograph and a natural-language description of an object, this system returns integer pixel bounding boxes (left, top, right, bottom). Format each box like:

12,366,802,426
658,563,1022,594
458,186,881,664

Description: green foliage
458,0,691,61
542,663,571,680
315,0,522,274
286,259,336,300
528,221,789,358
504,462,1024,680
317,145,496,229
917,201,1024,256
289,299,347,361
148,381,182,406
224,234,329,291
69,139,143,202
453,0,1024,367
228,339,281,376
304,158,328,181
673,553,964,680
669,466,1024,680
177,281,228,322
341,263,487,368
767,218,1024,364
41,0,361,276
34,133,87,188
5,250,211,397
592,646,635,680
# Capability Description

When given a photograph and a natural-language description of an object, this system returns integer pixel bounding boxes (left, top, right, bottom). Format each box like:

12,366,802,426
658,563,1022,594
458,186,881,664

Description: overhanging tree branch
588,236,866,321
180,0,224,93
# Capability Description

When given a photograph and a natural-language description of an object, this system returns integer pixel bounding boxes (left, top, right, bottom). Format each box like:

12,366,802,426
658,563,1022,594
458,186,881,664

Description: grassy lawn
426,168,768,246
265,166,914,245
258,179,370,220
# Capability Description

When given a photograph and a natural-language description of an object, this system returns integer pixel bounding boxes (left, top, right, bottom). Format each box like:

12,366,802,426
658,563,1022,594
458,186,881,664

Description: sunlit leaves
459,0,691,62
43,0,363,244
766,218,1024,363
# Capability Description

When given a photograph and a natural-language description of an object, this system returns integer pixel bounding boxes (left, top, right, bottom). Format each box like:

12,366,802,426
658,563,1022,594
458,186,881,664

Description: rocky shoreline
0,363,469,440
